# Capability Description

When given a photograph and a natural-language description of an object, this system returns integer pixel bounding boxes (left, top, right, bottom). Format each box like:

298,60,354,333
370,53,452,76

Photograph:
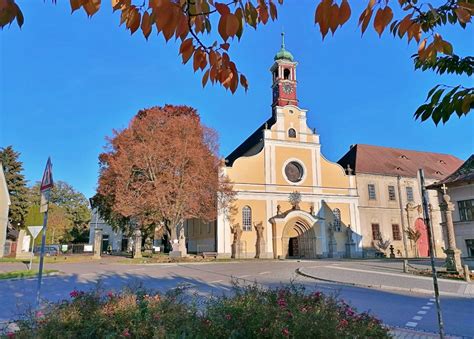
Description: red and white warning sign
40,157,53,213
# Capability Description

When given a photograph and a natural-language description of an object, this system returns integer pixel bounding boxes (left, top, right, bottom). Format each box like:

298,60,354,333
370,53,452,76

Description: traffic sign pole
27,226,43,270
36,157,53,310
35,210,48,309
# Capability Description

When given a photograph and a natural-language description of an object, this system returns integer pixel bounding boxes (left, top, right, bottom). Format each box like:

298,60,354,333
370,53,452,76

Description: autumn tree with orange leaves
95,105,234,255
2,0,472,124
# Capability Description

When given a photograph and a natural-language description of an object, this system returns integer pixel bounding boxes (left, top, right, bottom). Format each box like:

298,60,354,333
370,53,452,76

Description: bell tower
271,33,298,108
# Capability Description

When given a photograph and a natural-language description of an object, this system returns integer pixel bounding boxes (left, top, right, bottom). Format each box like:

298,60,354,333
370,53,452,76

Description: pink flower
313,291,322,299
277,298,287,308
225,314,232,320
7,332,15,338
69,290,79,298
282,328,289,336
107,291,114,298
122,328,130,337
35,311,44,318
338,319,349,329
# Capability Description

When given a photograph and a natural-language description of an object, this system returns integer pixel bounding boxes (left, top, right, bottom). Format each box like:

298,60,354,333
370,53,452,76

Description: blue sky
1,1,473,198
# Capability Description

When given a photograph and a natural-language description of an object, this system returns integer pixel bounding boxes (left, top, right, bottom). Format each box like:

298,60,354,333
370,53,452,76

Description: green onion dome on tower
274,32,294,62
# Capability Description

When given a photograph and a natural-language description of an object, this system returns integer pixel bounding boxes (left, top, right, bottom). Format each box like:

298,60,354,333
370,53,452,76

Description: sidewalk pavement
297,264,474,298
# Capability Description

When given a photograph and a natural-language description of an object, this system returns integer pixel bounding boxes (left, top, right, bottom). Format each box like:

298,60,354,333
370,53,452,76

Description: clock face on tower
282,83,293,94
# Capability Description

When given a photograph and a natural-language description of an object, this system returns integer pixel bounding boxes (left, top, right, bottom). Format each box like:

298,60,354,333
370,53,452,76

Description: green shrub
7,283,389,338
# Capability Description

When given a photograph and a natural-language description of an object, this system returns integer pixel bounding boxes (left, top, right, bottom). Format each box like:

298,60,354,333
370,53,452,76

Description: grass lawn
0,269,59,280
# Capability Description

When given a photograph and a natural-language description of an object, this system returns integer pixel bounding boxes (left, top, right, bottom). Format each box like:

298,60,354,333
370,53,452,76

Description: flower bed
7,284,389,338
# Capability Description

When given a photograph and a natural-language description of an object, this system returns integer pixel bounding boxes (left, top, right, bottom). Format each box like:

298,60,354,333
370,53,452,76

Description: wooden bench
202,252,218,259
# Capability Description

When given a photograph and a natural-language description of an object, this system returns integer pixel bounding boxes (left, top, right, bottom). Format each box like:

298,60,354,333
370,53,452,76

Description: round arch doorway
282,219,315,259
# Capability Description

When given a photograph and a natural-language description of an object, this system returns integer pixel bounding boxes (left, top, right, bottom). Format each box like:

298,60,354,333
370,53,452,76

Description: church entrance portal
281,218,318,259
289,237,299,257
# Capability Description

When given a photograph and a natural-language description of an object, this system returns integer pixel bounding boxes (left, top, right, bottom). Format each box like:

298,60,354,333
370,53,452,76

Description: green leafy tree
0,145,29,228
27,180,91,242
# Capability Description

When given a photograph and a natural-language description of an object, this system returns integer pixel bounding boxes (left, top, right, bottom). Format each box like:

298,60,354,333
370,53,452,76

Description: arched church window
288,128,296,138
333,208,341,232
283,68,290,80
242,206,252,231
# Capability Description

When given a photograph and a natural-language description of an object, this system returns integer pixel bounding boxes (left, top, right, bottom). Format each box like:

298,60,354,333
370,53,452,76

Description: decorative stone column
440,189,462,273
93,228,102,259
254,222,265,259
133,228,142,259
345,224,355,258
231,224,242,259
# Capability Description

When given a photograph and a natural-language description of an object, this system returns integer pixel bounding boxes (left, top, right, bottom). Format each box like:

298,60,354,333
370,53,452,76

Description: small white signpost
27,226,43,270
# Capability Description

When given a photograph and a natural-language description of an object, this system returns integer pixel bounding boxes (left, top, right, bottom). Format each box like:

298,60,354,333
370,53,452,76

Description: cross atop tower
441,183,448,195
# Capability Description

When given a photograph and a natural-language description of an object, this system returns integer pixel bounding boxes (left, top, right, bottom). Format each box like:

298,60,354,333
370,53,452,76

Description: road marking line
327,266,462,283
412,316,423,321
210,280,223,284
421,306,430,310
426,302,433,305
259,271,271,275
405,322,417,327
238,275,250,278
417,311,427,315
429,298,435,302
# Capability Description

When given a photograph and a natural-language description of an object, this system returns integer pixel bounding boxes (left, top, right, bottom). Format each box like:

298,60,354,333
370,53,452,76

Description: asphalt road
0,259,472,337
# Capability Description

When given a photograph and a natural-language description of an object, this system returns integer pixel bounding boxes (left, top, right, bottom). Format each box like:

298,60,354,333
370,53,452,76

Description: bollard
403,259,408,273
464,265,471,282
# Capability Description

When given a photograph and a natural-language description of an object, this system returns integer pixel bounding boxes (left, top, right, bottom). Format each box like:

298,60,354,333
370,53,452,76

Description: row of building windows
371,223,402,241
368,184,414,203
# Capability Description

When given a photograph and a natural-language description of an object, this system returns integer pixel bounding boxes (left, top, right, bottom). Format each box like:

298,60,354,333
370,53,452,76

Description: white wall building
88,208,125,252
429,155,474,259
0,163,11,257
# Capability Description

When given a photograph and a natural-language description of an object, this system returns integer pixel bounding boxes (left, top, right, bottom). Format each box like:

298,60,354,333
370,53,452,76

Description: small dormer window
288,128,296,138
396,166,403,171
283,68,290,80
436,171,443,175
400,155,408,159
439,160,446,164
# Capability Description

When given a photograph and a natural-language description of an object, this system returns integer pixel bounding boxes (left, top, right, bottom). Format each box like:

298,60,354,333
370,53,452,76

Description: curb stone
295,268,473,299
390,326,463,339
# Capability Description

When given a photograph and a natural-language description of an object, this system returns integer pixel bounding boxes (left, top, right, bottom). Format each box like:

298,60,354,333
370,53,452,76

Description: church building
214,35,361,259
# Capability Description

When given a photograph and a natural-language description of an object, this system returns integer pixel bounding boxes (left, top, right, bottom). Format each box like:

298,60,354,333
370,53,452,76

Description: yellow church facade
215,37,361,259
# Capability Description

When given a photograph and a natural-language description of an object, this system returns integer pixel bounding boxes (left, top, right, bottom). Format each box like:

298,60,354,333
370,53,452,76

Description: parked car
34,245,60,256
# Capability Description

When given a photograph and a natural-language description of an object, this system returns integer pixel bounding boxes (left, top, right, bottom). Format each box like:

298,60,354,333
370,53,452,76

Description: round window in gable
285,161,304,183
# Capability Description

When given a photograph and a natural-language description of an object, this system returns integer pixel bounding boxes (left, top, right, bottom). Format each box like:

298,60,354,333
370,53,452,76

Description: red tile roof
429,154,474,187
337,144,464,180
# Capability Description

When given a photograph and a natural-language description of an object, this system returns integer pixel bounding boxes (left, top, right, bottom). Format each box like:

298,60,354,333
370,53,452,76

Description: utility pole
418,169,445,339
